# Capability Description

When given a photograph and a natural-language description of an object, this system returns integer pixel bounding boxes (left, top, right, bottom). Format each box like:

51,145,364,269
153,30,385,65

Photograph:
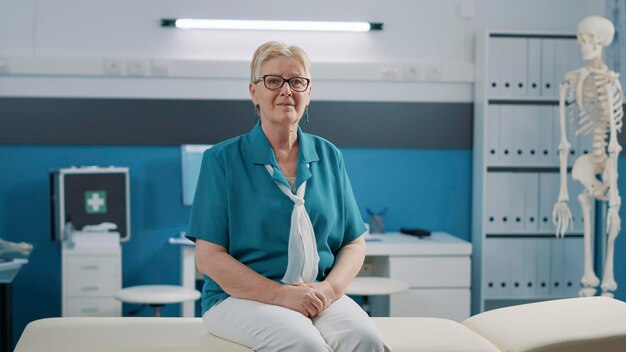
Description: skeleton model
553,16,624,298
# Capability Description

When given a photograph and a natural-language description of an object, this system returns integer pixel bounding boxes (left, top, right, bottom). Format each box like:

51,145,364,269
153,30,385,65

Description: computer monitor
180,145,213,207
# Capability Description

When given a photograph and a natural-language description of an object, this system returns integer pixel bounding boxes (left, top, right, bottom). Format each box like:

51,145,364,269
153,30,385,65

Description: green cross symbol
85,190,107,214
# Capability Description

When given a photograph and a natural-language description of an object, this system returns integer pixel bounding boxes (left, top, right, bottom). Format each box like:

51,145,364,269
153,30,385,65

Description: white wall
0,0,605,102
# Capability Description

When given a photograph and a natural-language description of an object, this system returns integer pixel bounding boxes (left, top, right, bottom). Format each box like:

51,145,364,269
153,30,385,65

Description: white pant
202,295,391,352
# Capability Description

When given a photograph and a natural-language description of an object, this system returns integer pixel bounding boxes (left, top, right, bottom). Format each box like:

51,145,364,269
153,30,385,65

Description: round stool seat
115,285,200,305
346,277,409,296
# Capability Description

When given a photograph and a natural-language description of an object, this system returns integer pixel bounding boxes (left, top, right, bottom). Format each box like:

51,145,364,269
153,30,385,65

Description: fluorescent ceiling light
161,19,383,32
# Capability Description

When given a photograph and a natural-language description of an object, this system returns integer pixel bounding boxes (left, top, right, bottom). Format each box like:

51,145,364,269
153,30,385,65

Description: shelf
489,33,576,39
472,31,590,315
486,166,571,173
485,234,584,238
488,98,559,105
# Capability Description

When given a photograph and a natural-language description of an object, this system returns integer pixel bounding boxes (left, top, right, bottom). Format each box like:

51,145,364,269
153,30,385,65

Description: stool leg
362,295,371,316
149,304,164,317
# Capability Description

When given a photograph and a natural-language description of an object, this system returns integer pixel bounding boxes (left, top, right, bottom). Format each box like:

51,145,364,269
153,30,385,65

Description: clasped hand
276,281,337,318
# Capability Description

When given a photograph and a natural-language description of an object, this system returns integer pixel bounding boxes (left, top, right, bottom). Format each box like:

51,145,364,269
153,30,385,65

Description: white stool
346,277,409,316
115,285,201,317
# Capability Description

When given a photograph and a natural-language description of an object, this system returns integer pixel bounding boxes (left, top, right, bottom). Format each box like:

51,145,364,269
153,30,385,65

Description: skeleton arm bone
553,82,573,237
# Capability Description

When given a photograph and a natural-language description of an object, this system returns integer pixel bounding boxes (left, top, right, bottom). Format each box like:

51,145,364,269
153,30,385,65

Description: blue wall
0,145,472,344
3,145,626,345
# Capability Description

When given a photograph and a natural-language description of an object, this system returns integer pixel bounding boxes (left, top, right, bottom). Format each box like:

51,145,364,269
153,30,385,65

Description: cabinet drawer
390,288,470,321
65,275,120,296
389,257,470,287
65,297,120,317
65,256,119,277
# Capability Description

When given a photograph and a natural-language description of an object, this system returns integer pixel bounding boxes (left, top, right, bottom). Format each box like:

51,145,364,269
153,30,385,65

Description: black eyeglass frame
254,75,311,92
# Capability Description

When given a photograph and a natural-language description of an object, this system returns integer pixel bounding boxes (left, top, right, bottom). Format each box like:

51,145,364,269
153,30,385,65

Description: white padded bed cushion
16,297,626,352
15,317,499,352
463,296,626,352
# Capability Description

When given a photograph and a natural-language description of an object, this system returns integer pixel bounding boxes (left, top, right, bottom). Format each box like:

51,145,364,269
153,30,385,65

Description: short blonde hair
250,41,311,82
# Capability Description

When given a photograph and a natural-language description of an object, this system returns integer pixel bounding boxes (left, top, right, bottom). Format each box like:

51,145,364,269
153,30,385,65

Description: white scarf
264,164,319,284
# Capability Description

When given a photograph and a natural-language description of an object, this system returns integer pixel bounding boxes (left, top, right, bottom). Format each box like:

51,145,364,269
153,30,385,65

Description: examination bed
15,297,626,352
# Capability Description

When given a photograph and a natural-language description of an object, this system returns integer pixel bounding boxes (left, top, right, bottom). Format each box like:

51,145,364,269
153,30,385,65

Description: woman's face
249,56,311,127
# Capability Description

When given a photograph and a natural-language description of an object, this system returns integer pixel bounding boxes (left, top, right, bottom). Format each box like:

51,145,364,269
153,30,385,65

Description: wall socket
380,67,401,81
423,64,443,81
127,60,148,76
103,59,123,76
150,59,169,76
403,64,421,81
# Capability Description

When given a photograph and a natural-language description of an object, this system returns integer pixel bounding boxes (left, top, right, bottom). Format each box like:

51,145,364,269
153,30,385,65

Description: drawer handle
81,308,100,313
81,265,100,270
81,286,100,292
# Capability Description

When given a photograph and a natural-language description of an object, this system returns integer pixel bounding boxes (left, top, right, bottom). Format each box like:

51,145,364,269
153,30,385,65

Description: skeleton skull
577,16,615,61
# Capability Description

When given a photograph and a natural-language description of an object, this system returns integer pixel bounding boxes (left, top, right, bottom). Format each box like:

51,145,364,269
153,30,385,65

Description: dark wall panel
0,98,472,148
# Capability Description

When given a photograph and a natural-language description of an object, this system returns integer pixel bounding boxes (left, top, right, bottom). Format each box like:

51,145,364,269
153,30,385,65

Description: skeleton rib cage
565,67,624,168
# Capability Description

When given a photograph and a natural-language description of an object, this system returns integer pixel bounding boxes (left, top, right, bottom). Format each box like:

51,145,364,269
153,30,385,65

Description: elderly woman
188,41,390,352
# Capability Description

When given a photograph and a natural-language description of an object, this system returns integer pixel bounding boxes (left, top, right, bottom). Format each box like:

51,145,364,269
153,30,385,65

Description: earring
304,106,310,124
253,105,260,124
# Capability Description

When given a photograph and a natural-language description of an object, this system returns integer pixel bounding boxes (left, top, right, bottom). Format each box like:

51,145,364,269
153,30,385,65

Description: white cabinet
62,244,121,317
472,31,592,314
363,232,471,321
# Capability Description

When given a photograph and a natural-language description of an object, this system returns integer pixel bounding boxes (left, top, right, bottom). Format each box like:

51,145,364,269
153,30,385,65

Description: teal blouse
187,122,366,315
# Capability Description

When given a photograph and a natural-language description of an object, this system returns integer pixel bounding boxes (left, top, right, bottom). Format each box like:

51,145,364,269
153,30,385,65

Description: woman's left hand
298,281,338,312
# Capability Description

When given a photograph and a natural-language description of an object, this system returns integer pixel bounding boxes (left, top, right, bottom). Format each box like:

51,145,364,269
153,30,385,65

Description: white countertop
365,232,471,256
170,231,472,256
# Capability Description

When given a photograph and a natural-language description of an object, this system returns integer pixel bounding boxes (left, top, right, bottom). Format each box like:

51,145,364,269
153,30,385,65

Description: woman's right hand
273,284,324,317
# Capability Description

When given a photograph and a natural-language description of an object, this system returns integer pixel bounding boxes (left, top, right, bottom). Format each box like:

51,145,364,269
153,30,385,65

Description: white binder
502,173,516,233
563,237,584,297
526,38,542,97
509,173,525,232
550,106,561,167
500,39,514,96
537,106,554,166
523,173,539,232
485,172,501,233
520,238,536,297
483,239,499,297
549,238,565,297
538,173,559,233
508,238,525,295
486,238,511,298
541,39,556,98
486,105,501,166
511,38,528,97
523,105,541,166
498,173,514,233
489,38,507,97
534,237,551,297
498,239,513,297
554,39,571,87
499,106,515,165
568,40,585,73
509,105,530,166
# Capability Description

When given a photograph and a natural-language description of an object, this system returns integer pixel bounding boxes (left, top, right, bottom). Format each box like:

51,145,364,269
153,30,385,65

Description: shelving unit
472,31,594,314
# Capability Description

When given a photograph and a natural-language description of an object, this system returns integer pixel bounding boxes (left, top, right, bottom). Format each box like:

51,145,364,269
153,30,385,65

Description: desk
0,258,28,352
172,232,471,320
362,232,471,320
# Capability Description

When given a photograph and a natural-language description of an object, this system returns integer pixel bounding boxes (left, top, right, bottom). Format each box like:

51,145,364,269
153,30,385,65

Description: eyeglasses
255,75,311,92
